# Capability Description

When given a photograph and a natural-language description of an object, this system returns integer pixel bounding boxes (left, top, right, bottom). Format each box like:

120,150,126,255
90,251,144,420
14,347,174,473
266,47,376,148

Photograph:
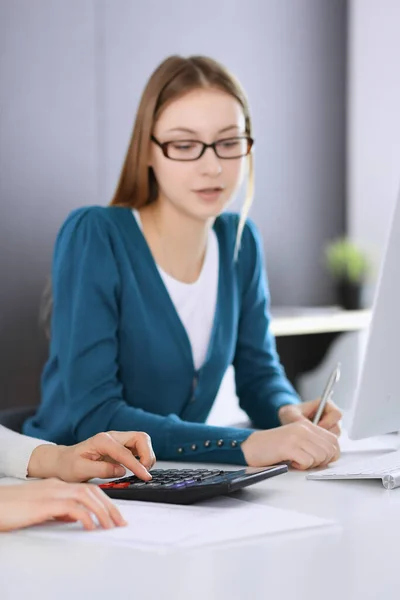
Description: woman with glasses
24,55,341,471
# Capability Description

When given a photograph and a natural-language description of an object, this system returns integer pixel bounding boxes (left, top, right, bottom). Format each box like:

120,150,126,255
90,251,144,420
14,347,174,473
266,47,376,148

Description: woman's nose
198,146,223,176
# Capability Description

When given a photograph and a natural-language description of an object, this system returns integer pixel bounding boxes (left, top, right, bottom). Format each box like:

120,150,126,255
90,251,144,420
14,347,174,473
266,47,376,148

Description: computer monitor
348,186,400,439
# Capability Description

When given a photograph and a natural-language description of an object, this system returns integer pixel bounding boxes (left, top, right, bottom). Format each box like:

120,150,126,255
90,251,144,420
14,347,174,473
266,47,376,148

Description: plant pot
336,280,362,310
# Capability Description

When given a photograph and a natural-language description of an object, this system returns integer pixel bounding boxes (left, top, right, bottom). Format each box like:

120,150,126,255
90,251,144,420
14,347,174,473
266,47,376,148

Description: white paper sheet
20,495,334,552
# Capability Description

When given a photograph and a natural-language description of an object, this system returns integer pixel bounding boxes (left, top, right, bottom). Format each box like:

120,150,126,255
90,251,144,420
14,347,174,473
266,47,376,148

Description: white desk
1,435,400,600
270,306,371,337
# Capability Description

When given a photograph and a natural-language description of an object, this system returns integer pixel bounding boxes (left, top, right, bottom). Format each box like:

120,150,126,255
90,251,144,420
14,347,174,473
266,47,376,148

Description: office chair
0,406,36,433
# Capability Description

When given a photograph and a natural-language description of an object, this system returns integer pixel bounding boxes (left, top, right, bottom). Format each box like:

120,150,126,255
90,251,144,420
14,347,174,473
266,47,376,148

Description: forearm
27,444,64,479
0,426,55,479
75,402,254,465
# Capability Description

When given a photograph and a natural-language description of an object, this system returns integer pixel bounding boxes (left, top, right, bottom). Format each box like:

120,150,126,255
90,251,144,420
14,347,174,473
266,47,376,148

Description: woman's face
150,88,248,221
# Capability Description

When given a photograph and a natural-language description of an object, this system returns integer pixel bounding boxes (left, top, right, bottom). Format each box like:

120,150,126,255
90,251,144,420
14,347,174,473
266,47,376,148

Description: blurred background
0,0,399,412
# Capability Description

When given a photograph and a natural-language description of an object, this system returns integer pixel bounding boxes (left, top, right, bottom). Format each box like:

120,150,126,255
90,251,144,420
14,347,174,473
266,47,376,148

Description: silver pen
313,363,341,425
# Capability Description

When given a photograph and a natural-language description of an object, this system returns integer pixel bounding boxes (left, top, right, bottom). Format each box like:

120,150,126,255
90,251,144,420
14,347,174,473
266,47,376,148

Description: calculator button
111,482,130,489
199,471,224,481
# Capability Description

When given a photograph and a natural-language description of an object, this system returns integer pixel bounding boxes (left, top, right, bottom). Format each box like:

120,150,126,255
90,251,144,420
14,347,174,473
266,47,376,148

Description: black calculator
99,465,287,505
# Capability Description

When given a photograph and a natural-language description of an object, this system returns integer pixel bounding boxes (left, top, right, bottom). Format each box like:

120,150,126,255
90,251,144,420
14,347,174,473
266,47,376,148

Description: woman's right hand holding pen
241,420,340,471
242,365,343,471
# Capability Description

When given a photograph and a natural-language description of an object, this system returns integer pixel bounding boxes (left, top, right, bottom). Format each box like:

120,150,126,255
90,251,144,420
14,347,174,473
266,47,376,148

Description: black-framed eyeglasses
151,135,254,161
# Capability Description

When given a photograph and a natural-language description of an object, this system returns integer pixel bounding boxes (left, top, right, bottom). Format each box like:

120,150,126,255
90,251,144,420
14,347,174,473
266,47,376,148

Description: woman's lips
193,187,224,202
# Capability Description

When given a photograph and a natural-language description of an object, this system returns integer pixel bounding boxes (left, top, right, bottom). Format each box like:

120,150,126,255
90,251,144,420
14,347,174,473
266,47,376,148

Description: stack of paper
20,495,335,552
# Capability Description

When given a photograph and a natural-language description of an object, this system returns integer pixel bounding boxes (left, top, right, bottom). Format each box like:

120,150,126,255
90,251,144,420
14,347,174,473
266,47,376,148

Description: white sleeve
0,425,55,479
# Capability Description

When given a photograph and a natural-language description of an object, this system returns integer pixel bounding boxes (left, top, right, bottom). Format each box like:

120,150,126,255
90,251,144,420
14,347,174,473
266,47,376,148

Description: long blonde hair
110,55,254,254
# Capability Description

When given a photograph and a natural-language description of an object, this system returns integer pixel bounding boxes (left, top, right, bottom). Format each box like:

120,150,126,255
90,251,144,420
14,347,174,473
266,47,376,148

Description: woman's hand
27,431,156,482
0,479,127,532
278,399,342,436
241,420,340,470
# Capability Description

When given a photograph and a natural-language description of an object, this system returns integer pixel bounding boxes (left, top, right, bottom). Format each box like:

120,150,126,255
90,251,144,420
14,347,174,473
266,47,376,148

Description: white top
133,210,219,370
0,424,53,479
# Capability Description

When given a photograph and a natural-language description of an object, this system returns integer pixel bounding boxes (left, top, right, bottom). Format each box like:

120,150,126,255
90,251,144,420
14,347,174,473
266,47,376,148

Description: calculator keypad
99,469,231,490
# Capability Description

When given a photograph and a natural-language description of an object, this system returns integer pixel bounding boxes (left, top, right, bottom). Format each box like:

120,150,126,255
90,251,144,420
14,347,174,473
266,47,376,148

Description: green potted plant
324,237,370,310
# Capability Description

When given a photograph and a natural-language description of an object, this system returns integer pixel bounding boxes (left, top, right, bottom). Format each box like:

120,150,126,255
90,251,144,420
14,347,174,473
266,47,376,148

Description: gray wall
0,0,346,409
347,0,400,287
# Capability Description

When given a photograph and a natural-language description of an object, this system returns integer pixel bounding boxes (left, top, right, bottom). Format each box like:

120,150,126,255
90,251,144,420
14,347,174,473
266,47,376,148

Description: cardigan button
231,440,238,448
217,439,224,447
191,444,198,451
204,440,211,448
177,447,184,454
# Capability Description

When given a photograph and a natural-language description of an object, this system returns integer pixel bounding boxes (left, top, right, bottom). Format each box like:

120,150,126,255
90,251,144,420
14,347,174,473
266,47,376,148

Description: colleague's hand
241,421,340,470
278,399,342,436
0,478,127,532
27,431,156,482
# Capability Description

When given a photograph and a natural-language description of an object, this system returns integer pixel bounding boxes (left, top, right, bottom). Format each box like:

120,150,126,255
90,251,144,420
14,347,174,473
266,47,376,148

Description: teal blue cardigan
23,206,300,464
